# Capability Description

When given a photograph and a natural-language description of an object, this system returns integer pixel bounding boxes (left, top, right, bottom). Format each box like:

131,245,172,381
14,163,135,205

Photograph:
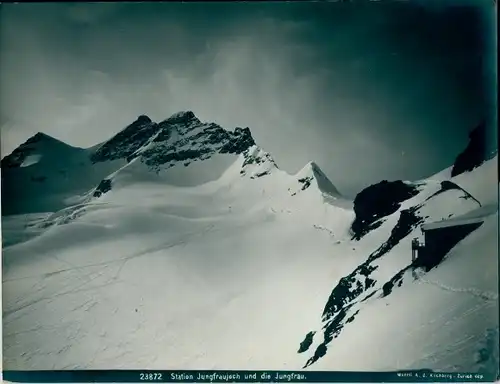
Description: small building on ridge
413,204,497,272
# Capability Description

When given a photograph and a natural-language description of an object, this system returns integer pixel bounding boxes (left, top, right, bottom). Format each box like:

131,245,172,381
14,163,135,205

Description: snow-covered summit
162,110,200,126
291,161,342,198
1,112,279,214
239,145,279,179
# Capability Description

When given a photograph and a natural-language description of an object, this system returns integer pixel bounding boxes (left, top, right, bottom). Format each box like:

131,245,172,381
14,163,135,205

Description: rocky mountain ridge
89,111,256,170
1,111,338,215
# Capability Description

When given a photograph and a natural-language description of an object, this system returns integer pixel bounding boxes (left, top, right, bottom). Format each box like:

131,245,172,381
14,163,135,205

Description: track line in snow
3,263,120,319
313,225,335,237
3,224,218,284
419,278,498,301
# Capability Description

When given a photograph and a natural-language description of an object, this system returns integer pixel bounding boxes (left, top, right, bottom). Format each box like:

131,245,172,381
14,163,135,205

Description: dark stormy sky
0,1,496,197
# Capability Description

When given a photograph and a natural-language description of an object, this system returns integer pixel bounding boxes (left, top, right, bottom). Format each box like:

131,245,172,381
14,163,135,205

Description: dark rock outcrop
93,179,112,198
381,266,411,297
2,133,57,169
239,147,277,177
451,121,498,177
350,180,420,240
89,111,257,171
140,123,255,170
91,115,161,163
251,171,271,179
298,177,313,191
298,331,315,353
241,147,273,168
219,127,255,154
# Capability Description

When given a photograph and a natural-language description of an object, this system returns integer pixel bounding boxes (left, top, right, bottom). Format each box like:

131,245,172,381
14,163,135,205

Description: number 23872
140,373,163,381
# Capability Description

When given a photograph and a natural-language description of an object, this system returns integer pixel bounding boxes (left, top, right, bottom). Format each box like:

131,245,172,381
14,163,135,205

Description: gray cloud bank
0,1,496,196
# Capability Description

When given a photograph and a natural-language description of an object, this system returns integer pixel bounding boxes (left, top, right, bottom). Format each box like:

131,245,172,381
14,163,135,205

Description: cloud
66,3,124,24
0,2,494,196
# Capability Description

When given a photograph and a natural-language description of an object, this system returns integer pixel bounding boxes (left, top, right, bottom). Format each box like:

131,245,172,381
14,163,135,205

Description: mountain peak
25,132,60,145
1,132,70,169
293,161,341,197
30,131,48,140
239,145,278,179
90,111,258,168
140,120,256,171
90,115,160,163
163,111,199,125
136,114,152,124
296,161,323,179
303,161,321,173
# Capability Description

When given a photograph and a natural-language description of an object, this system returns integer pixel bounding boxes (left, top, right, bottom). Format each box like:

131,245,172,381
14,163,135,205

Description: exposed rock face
89,111,257,172
90,115,161,163
350,180,420,240
139,117,256,171
298,331,315,353
239,146,278,178
298,177,313,191
2,133,61,169
163,110,198,126
288,161,342,198
93,179,112,198
451,121,498,177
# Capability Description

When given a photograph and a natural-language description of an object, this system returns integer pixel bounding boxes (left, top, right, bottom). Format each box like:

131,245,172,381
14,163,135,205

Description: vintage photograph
1,1,498,380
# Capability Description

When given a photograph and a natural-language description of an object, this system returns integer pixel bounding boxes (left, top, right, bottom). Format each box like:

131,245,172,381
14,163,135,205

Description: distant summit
1,132,74,169
240,145,279,179
90,115,160,163
89,111,256,169
136,114,153,124
286,161,343,200
297,161,342,197
1,110,343,215
162,110,199,125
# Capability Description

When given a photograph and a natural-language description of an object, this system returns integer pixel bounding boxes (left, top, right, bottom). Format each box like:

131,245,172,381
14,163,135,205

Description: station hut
413,204,497,272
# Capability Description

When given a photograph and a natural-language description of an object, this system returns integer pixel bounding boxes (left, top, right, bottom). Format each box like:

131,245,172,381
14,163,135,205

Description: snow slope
306,211,498,374
1,132,126,216
1,112,498,378
1,111,257,217
2,148,354,370
300,157,498,378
